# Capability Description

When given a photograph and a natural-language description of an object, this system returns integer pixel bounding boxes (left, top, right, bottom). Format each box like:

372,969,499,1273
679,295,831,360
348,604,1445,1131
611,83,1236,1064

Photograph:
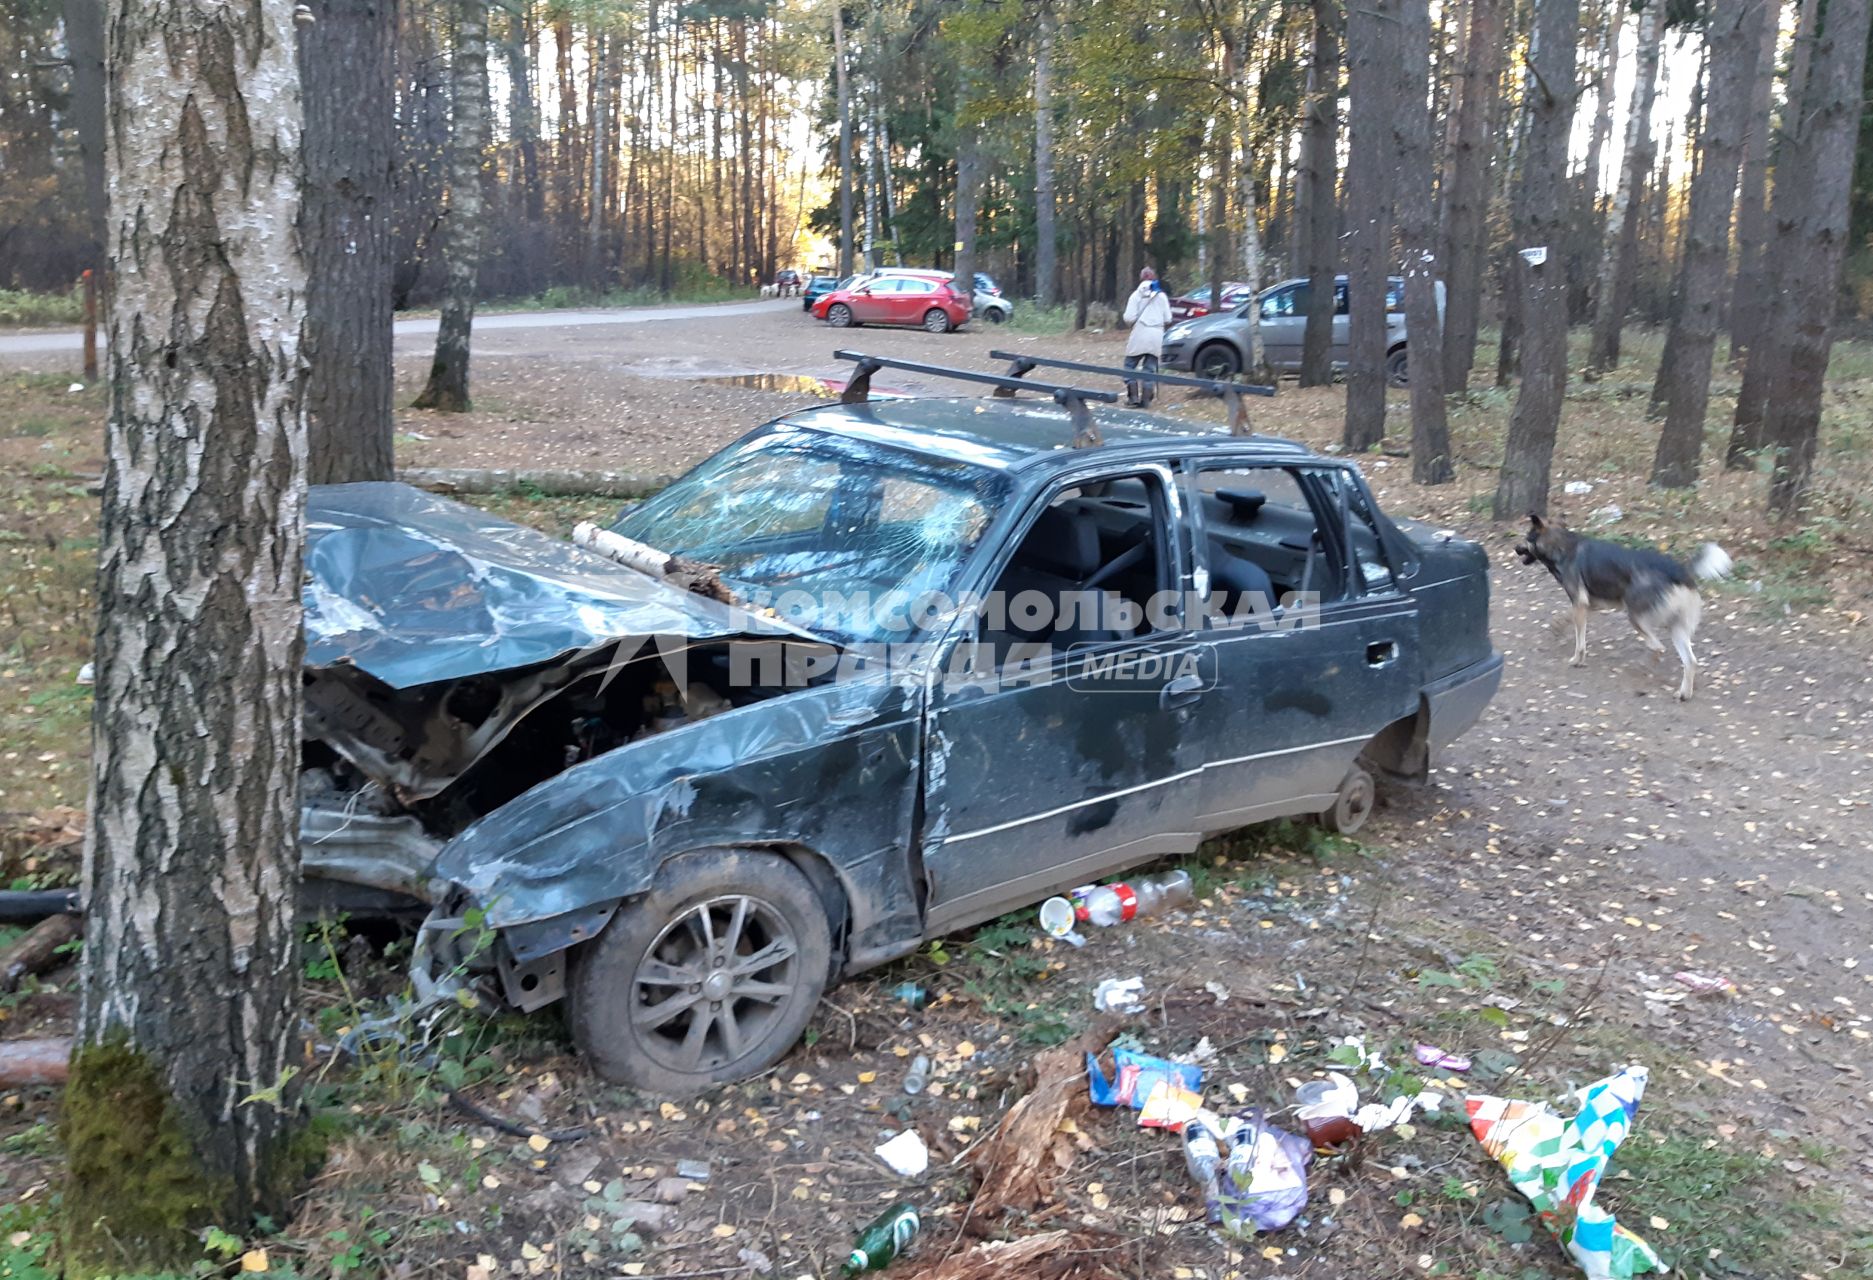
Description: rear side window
1260,285,1310,319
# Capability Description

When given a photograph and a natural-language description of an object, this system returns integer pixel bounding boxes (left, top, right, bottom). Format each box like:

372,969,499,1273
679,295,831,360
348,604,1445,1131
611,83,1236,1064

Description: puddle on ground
696,373,843,395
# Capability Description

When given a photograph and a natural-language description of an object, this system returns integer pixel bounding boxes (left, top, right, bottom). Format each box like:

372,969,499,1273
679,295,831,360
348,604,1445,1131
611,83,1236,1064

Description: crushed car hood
304,482,811,688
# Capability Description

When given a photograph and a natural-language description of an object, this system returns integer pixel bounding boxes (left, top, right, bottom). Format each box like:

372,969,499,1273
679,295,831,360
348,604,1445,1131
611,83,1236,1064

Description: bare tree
1726,0,1781,364
1492,0,1581,518
300,0,398,481
1755,0,1871,516
1396,0,1451,481
1649,0,1766,487
1341,0,1391,450
1586,0,1663,375
1034,2,1058,305
62,0,309,1270
1298,0,1341,388
1438,0,1501,392
413,0,490,412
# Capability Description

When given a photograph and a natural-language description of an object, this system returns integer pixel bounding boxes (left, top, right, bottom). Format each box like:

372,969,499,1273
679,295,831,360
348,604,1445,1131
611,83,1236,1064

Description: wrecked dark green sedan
300,359,1500,1095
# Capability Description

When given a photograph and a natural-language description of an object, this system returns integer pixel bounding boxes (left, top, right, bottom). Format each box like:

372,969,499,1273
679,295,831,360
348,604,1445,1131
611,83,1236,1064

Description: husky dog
1513,514,1732,700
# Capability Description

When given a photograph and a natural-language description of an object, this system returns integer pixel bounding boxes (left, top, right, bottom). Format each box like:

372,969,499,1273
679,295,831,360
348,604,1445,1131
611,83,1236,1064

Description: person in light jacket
1121,268,1172,407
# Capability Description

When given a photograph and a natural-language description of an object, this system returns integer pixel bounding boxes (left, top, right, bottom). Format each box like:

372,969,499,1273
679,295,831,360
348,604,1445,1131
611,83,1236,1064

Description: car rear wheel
1321,765,1375,835
569,848,832,1097
923,308,953,334
983,308,1007,325
826,303,855,328
1194,342,1242,379
1384,346,1409,387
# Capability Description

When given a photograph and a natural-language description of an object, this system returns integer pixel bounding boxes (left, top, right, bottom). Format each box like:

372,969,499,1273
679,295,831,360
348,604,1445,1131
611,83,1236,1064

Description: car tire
923,308,953,334
826,303,854,328
569,848,833,1097
1384,346,1409,387
984,308,1007,325
1321,765,1375,835
1194,342,1242,379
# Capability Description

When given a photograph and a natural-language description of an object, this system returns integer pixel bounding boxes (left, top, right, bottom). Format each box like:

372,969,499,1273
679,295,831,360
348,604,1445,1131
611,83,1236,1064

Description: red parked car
811,273,973,333
1168,280,1255,322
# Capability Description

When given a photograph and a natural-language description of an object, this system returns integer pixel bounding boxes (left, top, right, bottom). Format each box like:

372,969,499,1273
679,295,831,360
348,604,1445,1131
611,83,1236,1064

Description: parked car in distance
801,274,847,312
299,376,1502,1095
1161,275,1441,387
872,267,1011,324
773,268,802,296
811,273,973,332
1169,281,1254,322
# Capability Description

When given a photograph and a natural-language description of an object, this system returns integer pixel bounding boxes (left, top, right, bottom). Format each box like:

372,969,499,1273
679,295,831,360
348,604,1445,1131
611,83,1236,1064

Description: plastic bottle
901,1054,931,1095
1182,1119,1224,1223
1073,870,1194,927
842,1202,921,1275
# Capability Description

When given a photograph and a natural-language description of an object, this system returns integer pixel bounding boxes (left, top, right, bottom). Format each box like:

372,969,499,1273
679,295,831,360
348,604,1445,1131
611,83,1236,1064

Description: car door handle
1367,641,1397,668
1161,672,1206,709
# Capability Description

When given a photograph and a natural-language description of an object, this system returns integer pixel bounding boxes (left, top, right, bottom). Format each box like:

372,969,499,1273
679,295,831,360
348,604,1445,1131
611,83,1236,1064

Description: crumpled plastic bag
1215,1111,1312,1236
1086,1045,1202,1110
1464,1065,1666,1279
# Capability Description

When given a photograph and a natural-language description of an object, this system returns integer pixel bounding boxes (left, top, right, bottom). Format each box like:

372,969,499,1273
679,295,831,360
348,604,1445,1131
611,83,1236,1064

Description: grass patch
485,271,746,313
0,287,82,328
1001,303,1078,336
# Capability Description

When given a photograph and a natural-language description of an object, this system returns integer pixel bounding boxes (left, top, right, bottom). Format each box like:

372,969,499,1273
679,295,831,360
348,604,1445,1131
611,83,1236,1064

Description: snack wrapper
1137,1078,1205,1130
1464,1066,1667,1279
1086,1046,1203,1109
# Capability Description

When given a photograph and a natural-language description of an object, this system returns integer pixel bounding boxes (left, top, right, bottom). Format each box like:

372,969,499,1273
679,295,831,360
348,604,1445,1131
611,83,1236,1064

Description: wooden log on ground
399,467,671,499
1,913,82,993
0,1038,71,1087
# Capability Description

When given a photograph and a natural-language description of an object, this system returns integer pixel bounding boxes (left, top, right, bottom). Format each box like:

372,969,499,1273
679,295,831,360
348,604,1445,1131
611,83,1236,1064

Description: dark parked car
300,367,1501,1094
773,268,802,296
801,274,847,311
1162,275,1441,386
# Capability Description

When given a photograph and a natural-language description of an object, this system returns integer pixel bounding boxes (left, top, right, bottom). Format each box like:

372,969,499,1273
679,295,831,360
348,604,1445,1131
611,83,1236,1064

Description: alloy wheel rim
630,894,799,1074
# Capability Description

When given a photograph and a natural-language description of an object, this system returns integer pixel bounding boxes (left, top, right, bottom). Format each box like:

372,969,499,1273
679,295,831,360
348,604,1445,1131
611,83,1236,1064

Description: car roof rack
986,349,1275,435
831,349,1119,447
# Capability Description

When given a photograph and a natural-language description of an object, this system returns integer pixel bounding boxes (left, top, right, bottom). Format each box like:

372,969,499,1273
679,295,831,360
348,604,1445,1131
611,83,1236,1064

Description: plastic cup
1039,896,1077,938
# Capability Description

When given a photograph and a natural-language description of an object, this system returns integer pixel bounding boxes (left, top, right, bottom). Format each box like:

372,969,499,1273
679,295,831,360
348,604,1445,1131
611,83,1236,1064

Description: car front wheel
1194,342,1242,379
569,848,833,1097
923,308,953,334
1384,346,1409,387
827,303,856,328
983,308,1007,325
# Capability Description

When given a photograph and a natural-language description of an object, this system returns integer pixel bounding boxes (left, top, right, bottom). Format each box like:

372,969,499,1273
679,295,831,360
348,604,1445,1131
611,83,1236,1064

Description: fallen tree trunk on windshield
400,467,671,499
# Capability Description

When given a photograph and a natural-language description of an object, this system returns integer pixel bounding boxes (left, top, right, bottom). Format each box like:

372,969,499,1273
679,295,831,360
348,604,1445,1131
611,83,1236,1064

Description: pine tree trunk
61,0,108,260
953,130,984,304
1726,0,1780,364
1649,0,1763,487
506,4,542,222
300,0,397,483
1034,3,1058,306
1761,0,1871,516
1298,0,1341,388
586,30,607,281
1493,0,1581,518
1397,0,1451,482
1586,0,1663,374
1438,0,1500,392
1341,0,1391,449
65,0,308,1270
413,0,487,411
833,4,854,277
1579,0,1622,212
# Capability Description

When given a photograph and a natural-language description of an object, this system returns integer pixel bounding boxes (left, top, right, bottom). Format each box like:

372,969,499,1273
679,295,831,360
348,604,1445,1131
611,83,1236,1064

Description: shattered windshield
612,425,1007,643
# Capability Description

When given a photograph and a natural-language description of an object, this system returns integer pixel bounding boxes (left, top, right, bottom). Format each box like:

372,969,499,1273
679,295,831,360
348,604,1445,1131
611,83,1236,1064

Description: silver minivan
1161,274,1441,387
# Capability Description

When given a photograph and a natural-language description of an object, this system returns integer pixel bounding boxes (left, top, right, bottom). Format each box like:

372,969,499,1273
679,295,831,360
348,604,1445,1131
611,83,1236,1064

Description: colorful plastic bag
1215,1111,1312,1235
1086,1046,1202,1110
1464,1065,1666,1279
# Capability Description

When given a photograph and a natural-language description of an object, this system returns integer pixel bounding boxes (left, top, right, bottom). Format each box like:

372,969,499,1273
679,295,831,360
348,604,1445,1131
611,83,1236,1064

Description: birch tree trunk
1228,14,1266,375
1586,0,1663,374
64,0,309,1270
1341,0,1391,450
1396,0,1451,482
863,85,881,271
1438,0,1501,392
1492,0,1581,518
1726,0,1780,364
1649,0,1764,487
1759,0,1871,516
299,0,397,483
832,4,854,277
1298,0,1341,388
413,0,488,411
